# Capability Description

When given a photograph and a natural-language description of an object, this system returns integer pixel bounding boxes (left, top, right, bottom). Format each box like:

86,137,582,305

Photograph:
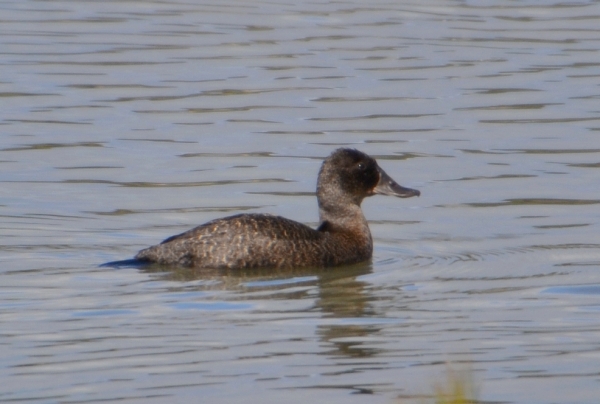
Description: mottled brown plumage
135,148,419,269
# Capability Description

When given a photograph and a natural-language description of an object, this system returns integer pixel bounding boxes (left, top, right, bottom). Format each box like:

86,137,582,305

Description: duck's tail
99,258,148,268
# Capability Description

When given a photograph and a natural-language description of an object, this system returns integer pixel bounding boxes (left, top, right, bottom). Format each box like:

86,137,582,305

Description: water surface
1,1,600,403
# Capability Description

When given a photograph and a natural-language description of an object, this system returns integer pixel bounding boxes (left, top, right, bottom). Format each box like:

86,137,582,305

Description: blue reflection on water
169,301,253,311
243,276,318,288
72,309,137,317
542,285,600,295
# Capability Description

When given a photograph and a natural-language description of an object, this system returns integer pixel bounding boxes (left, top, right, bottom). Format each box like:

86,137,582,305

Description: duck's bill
373,167,420,198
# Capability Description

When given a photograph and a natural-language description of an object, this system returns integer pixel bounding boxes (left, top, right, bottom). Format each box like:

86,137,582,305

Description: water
2,1,600,403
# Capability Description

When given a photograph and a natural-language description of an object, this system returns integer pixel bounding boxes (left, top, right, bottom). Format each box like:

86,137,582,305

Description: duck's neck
318,201,372,240
316,172,372,244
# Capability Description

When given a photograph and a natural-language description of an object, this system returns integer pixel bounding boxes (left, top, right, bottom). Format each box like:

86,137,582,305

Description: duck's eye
357,162,366,171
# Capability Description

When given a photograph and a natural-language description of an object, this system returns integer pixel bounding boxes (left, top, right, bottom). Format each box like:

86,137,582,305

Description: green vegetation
402,366,479,404
430,368,478,404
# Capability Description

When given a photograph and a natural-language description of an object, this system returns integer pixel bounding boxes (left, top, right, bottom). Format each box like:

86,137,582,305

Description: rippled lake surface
2,1,600,403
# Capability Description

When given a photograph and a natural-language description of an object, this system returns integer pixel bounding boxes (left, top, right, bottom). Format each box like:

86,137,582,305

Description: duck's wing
135,213,325,268
158,213,322,246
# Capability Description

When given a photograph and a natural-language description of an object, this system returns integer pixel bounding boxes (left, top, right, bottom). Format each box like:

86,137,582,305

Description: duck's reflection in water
141,261,385,359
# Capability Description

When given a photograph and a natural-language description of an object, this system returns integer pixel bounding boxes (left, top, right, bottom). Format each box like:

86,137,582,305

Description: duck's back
135,213,372,269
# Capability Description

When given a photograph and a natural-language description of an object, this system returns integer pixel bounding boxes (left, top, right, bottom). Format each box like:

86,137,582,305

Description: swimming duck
135,148,419,269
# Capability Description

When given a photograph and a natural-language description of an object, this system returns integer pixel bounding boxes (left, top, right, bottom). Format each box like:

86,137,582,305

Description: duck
135,148,420,269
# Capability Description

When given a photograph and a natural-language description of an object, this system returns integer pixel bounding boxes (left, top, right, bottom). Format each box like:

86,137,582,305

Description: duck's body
135,148,419,269
136,213,372,269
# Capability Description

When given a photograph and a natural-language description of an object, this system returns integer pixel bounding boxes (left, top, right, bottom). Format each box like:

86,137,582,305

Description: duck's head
317,148,420,210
